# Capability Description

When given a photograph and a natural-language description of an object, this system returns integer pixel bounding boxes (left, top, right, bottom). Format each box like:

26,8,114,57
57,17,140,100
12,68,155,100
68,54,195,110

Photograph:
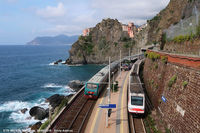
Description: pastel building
83,28,91,36
122,22,135,38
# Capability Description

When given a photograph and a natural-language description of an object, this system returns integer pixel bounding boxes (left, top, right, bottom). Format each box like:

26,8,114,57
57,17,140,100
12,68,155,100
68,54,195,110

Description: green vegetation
123,40,135,49
182,81,188,88
83,42,94,54
114,42,118,47
188,0,195,3
144,52,148,57
161,56,168,64
165,128,171,133
111,81,119,92
168,75,177,88
98,37,107,50
154,63,158,69
144,114,162,133
147,52,160,61
161,33,167,50
171,21,200,43
39,98,69,131
151,16,161,22
121,37,131,42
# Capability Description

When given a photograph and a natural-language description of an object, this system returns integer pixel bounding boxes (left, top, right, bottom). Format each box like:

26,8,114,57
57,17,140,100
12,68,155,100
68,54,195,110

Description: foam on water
43,83,63,88
0,98,49,127
0,101,33,112
43,83,76,96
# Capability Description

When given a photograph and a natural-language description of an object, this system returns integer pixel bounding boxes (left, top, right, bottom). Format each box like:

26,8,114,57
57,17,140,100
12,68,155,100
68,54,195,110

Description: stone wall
143,51,200,133
164,39,200,56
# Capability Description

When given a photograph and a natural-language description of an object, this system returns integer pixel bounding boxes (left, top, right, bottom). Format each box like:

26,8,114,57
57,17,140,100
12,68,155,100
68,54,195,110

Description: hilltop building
83,28,92,36
122,22,136,38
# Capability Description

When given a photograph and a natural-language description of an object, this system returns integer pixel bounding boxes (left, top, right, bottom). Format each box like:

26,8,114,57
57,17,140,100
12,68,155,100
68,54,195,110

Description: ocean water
0,45,104,131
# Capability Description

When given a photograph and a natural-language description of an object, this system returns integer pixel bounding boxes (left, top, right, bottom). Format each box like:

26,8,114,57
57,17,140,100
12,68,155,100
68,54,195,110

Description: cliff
147,0,188,45
66,18,138,64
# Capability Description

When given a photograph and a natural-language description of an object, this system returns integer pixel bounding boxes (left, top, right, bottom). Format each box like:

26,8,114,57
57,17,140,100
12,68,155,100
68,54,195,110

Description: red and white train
128,59,145,115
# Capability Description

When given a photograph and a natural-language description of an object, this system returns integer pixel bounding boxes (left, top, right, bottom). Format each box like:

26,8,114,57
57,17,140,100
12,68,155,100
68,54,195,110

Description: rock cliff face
66,19,138,64
147,0,188,44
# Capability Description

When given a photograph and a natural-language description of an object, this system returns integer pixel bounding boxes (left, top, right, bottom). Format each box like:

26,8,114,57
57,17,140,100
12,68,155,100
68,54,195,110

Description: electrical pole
106,57,111,128
120,50,121,78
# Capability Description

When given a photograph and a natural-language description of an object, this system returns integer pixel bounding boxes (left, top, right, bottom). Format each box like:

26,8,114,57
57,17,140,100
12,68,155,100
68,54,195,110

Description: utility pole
120,50,121,78
108,57,111,104
106,57,111,128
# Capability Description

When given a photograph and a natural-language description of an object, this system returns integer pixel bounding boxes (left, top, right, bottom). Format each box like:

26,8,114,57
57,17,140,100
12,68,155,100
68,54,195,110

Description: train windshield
131,96,143,106
86,83,98,90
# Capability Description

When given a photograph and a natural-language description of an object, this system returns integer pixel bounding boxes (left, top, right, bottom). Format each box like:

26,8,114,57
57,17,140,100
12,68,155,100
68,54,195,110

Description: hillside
147,0,188,45
66,18,138,64
27,35,79,45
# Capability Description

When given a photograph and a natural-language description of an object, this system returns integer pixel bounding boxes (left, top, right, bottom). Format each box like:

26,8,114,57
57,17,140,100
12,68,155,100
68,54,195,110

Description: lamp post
112,72,114,92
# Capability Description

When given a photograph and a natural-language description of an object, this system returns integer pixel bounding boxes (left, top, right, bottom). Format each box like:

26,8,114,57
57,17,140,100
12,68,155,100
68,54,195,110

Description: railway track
49,90,95,133
128,113,146,133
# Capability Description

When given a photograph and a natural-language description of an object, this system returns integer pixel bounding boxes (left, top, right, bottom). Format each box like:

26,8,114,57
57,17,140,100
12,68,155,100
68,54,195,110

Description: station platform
85,71,129,133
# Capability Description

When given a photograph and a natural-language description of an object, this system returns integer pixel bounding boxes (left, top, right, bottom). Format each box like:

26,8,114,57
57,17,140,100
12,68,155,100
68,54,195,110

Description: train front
84,82,99,99
128,93,145,116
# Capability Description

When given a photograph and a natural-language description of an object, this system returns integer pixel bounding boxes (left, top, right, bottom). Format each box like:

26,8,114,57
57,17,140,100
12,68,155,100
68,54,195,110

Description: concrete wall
143,50,200,133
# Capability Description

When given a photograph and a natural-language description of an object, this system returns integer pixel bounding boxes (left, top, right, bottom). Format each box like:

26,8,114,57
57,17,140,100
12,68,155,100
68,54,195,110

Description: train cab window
87,83,98,90
131,96,143,106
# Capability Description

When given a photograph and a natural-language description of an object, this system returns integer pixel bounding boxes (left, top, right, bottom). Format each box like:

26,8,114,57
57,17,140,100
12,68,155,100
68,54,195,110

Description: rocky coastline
21,80,84,131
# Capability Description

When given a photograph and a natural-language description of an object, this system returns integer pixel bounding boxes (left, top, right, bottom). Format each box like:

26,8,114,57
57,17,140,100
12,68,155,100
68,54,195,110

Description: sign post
99,104,116,128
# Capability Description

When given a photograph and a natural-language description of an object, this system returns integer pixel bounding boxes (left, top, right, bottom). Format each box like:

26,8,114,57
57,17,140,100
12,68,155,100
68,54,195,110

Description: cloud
34,0,170,36
90,0,170,25
36,2,66,18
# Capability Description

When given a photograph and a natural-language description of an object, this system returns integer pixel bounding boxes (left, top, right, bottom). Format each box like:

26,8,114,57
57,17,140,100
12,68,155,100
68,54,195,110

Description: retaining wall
143,50,200,133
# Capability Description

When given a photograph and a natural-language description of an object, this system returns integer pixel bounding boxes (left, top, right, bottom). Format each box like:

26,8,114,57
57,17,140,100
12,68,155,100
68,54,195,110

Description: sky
0,0,170,45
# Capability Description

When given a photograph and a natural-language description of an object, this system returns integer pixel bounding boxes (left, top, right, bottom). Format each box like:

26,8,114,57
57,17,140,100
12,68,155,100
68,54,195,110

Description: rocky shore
25,80,83,131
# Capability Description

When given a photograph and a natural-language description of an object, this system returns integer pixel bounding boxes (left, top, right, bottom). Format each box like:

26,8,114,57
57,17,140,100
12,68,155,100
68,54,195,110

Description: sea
0,45,104,132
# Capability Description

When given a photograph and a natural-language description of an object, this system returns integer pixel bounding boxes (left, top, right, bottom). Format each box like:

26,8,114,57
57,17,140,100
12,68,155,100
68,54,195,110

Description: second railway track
49,90,95,133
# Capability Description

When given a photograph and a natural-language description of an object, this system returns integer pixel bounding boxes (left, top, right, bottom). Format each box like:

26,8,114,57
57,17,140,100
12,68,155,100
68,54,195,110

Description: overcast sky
0,0,170,45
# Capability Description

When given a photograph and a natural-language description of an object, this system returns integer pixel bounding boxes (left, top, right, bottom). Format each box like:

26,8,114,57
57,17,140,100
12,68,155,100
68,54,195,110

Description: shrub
182,81,188,88
114,42,118,47
147,52,160,61
114,81,119,92
144,52,148,57
196,22,200,37
168,75,177,88
161,56,168,64
39,120,50,130
154,63,158,69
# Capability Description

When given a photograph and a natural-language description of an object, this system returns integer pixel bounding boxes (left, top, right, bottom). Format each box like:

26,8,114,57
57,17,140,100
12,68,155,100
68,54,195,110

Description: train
128,59,145,116
84,61,119,99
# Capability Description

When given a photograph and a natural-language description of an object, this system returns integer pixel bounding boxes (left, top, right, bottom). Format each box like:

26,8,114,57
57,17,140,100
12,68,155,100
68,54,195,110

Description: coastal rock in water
30,122,42,131
29,106,48,120
20,108,28,114
46,94,65,109
68,80,84,92
54,59,62,65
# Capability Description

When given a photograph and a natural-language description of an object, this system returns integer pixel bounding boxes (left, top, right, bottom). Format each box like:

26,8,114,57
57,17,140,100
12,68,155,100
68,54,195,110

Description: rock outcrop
68,80,84,92
46,94,65,109
66,18,138,64
29,106,48,120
